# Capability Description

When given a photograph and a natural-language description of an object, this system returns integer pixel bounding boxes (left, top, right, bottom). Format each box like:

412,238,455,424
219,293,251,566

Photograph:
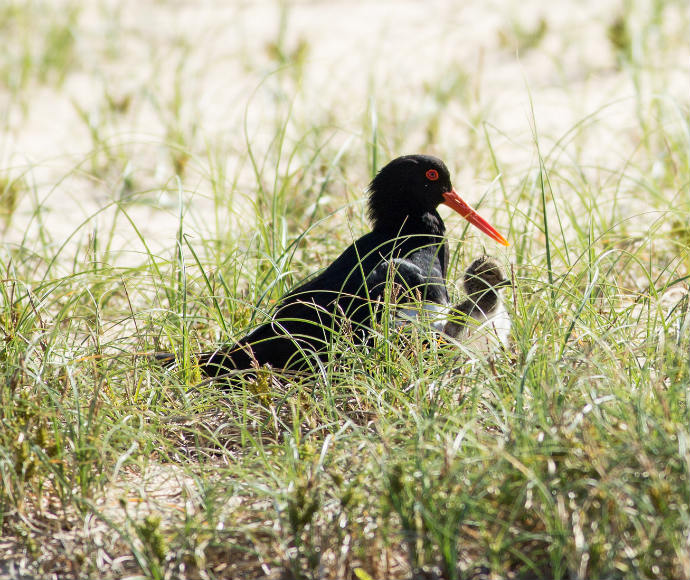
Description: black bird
443,256,511,352
183,155,509,376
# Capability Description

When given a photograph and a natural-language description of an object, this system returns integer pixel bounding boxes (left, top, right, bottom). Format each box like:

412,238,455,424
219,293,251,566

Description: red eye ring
425,169,439,181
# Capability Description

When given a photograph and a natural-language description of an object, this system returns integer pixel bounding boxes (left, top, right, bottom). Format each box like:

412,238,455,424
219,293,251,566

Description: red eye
426,169,439,181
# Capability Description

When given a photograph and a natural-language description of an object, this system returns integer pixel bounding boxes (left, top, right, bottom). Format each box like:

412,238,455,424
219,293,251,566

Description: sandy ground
2,0,687,267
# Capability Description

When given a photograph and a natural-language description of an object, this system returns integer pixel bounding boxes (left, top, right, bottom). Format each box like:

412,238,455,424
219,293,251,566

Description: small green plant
0,2,80,97
608,14,633,63
284,476,322,578
0,175,22,230
498,16,548,53
265,0,310,80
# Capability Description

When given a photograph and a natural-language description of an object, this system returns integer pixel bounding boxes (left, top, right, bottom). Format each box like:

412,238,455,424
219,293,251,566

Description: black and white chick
443,256,511,353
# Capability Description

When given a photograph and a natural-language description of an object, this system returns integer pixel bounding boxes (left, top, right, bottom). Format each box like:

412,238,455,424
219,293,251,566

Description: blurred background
1,0,687,266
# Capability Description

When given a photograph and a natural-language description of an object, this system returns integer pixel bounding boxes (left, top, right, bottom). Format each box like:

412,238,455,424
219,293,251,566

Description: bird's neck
467,289,501,315
373,209,445,238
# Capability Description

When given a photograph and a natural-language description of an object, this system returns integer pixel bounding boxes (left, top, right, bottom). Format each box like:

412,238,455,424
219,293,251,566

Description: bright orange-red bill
442,189,509,247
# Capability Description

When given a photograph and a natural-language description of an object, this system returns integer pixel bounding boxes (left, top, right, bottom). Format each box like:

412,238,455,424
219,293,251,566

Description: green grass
1,0,689,578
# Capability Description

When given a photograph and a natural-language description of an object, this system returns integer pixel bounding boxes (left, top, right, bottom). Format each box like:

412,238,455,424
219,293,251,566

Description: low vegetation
0,0,688,578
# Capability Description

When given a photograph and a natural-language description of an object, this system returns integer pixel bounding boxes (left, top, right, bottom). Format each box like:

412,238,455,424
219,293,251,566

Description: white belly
451,302,511,355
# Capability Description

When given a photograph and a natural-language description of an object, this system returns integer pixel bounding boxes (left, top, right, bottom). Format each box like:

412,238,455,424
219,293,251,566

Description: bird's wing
277,233,450,333
365,256,450,330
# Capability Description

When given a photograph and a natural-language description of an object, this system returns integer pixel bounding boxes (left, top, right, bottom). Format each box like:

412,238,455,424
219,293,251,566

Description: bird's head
367,154,509,245
463,256,510,298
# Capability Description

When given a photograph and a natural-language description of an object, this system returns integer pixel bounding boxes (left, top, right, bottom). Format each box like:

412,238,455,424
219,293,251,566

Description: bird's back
201,228,450,375
283,226,449,312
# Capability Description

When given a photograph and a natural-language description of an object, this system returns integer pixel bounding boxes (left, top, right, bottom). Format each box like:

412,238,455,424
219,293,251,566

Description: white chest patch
449,301,511,355
395,301,450,332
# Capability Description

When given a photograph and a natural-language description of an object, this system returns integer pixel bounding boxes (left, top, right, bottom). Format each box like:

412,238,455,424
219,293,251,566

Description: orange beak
442,188,509,246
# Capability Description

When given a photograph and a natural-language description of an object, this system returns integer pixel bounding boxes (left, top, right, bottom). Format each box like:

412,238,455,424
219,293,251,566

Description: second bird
443,256,512,353
196,154,509,376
